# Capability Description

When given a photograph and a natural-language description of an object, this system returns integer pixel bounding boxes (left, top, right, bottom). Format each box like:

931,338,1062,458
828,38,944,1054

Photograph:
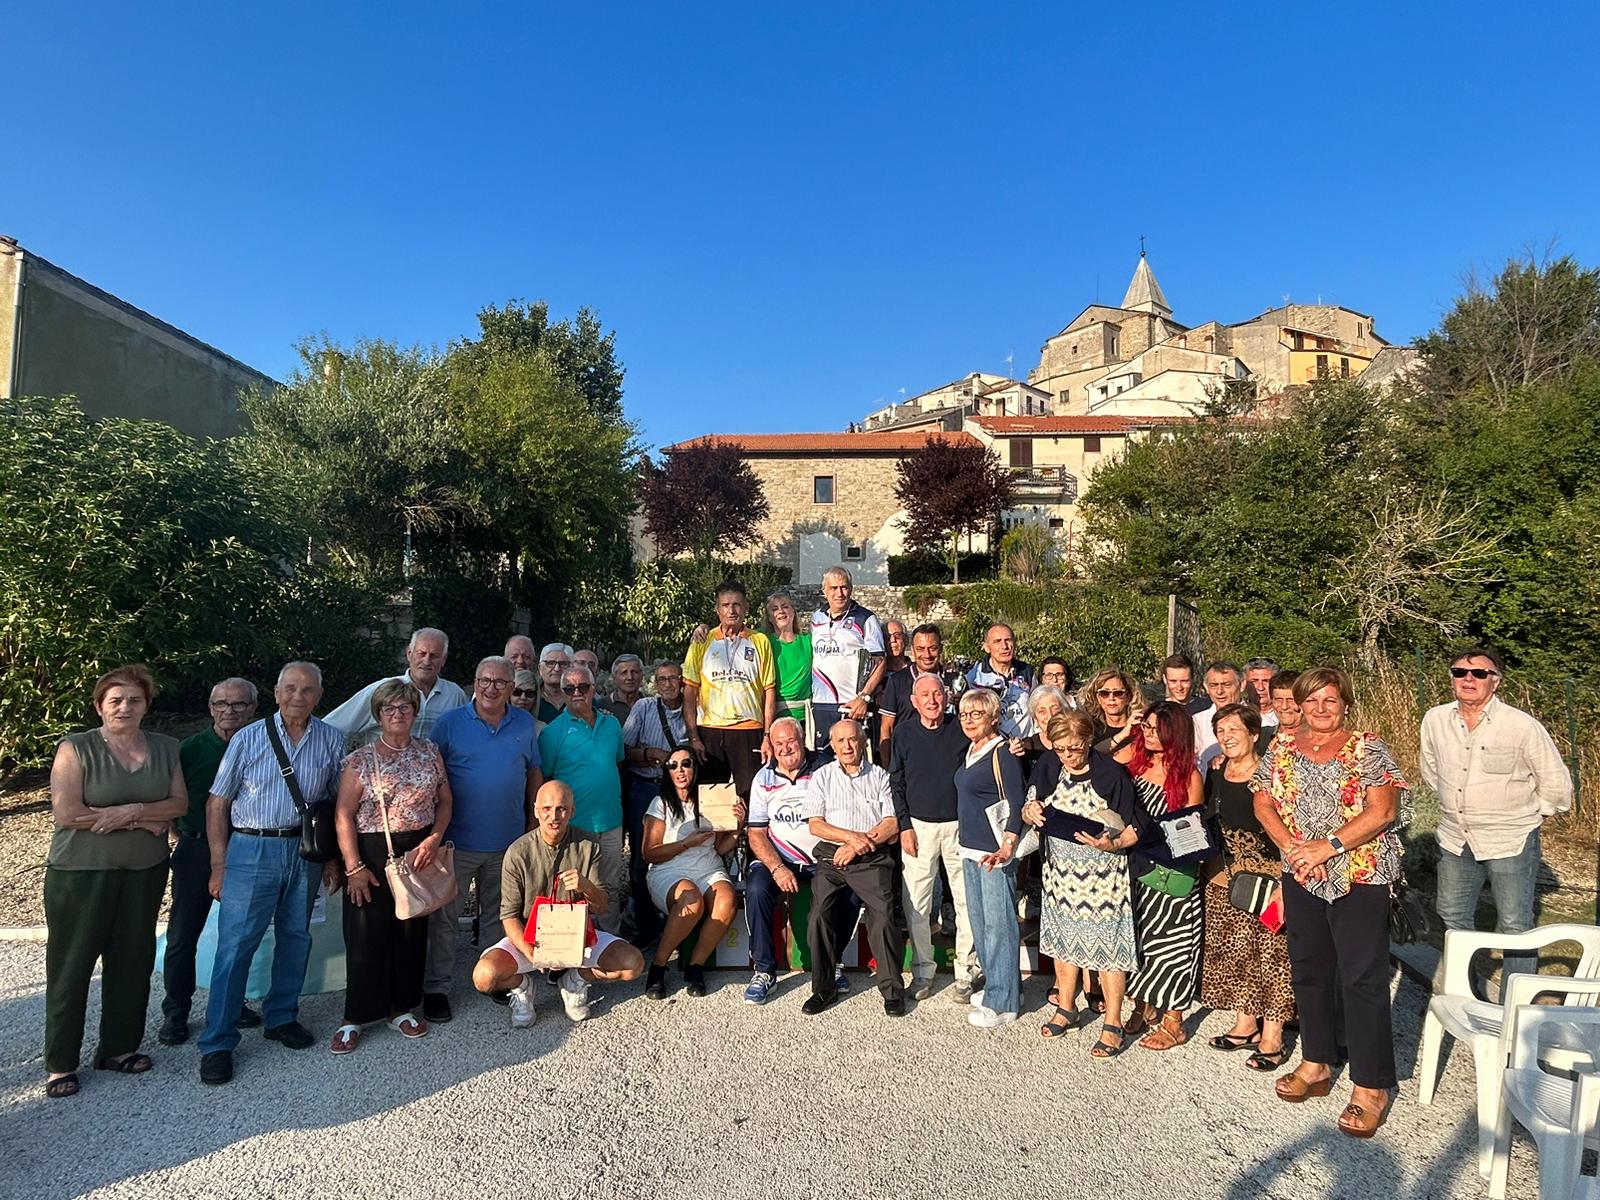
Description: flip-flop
94,1053,153,1074
46,1073,80,1099
387,1013,428,1039
330,1024,362,1055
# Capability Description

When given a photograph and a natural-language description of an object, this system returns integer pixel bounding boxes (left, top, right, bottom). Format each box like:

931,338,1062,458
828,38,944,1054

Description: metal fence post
1566,676,1581,817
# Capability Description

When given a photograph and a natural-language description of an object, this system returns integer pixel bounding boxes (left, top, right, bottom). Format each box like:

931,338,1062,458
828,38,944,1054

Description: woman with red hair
1123,700,1205,1053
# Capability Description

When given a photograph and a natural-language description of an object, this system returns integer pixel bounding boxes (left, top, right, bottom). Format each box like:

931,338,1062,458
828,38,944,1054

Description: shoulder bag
1388,869,1434,945
375,755,458,920
265,716,338,863
986,748,1040,859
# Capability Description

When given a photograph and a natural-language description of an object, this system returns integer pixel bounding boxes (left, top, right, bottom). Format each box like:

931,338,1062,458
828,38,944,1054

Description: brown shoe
1275,1071,1334,1102
1338,1100,1390,1138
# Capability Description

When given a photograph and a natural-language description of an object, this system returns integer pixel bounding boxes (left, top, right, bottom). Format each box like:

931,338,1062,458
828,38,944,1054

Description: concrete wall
0,242,276,439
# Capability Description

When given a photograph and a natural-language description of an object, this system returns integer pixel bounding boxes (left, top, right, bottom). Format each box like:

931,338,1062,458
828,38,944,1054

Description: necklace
1305,729,1346,753
378,735,408,754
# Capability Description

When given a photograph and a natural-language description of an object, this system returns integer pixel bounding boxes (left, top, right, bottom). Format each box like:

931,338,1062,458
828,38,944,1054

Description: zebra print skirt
1127,877,1204,1011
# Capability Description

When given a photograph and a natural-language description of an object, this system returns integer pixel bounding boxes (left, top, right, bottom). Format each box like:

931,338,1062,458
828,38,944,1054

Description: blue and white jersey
809,601,884,706
963,657,1036,740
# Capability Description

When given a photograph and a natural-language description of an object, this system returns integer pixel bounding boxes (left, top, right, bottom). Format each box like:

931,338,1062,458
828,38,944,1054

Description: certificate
1154,803,1217,865
698,782,742,832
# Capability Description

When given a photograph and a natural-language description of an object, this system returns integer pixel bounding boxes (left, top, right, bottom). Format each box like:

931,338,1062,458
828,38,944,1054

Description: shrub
1214,612,1354,672
888,552,993,586
411,571,516,678
1000,524,1058,584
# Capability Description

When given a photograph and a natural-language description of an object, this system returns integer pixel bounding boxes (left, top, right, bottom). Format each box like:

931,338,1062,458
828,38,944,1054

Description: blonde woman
765,591,813,726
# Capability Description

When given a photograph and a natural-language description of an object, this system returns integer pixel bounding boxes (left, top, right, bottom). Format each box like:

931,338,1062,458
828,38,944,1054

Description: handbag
1226,870,1279,919
376,773,458,920
265,714,337,863
524,873,598,969
1136,862,1198,899
985,748,1040,859
1388,871,1434,945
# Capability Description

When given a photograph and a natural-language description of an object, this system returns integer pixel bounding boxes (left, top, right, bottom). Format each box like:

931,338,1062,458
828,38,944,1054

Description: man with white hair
808,567,886,754
536,642,573,723
504,635,537,675
324,627,466,744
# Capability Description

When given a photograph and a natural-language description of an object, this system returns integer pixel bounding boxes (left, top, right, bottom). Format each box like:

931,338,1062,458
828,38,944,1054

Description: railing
1007,464,1079,501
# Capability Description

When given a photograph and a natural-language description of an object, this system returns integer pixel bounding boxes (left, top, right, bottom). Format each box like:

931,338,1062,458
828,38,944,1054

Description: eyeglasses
541,659,569,668
666,758,695,770
476,677,512,689
379,703,416,715
1060,741,1092,753
512,688,538,698
1450,667,1499,680
209,700,253,711
561,682,593,695
1096,688,1128,698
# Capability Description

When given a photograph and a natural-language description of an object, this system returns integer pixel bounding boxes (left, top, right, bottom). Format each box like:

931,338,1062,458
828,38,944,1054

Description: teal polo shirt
537,708,625,834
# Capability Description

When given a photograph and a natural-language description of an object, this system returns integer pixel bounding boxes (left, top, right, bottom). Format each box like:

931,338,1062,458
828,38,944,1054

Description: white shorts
646,866,732,915
484,930,623,975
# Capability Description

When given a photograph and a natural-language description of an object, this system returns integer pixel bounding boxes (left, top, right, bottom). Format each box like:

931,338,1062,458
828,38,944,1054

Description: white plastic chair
1488,1005,1600,1200
1417,924,1600,1176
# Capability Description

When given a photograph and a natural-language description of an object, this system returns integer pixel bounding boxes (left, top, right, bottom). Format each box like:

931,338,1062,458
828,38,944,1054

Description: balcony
1007,464,1078,503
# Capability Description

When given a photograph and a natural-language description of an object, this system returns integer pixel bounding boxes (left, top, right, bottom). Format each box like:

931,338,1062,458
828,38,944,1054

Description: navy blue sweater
888,716,968,829
953,740,1027,852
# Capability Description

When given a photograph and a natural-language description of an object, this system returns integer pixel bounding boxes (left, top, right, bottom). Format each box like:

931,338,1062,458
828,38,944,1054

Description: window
1340,357,1351,378
1110,334,1120,357
813,475,834,504
843,544,863,561
1048,517,1064,529
1083,435,1101,453
1008,438,1033,469
1316,354,1329,379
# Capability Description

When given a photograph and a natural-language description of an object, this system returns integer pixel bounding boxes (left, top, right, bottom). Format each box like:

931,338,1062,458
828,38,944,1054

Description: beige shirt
1420,696,1572,859
498,827,604,923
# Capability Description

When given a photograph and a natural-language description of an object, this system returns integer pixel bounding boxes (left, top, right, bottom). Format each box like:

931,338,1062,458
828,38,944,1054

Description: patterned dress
347,739,445,833
1127,775,1205,1012
1037,770,1139,972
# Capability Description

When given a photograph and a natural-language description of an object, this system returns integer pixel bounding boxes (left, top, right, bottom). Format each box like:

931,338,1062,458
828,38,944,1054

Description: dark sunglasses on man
561,682,593,695
1449,667,1499,679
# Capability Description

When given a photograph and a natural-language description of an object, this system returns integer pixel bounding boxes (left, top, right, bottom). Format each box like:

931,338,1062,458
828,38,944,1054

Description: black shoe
883,994,906,1017
684,964,706,997
645,963,667,1001
236,1005,262,1029
488,989,511,1007
423,992,453,1023
264,1022,314,1050
199,1051,233,1086
801,991,837,1016
157,1014,189,1046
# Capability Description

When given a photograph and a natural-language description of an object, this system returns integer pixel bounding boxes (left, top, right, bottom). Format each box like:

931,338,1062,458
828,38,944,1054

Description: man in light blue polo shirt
538,664,626,932
422,655,542,1022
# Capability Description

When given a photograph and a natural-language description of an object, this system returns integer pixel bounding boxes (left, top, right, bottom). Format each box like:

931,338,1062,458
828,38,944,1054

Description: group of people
41,568,1574,1145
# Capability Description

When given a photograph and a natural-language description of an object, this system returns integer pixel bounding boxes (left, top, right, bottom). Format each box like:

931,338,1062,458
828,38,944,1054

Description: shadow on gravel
0,943,596,1198
1224,1109,1476,1200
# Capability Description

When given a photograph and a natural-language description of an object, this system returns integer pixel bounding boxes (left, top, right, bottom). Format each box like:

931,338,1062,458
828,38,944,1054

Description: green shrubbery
888,551,994,586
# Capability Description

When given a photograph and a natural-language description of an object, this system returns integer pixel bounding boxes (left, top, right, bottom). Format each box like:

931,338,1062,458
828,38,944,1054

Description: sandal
1086,991,1107,1014
1246,1046,1292,1071
1122,1008,1151,1038
1275,1071,1334,1102
1040,1006,1083,1039
1139,1013,1189,1052
93,1052,153,1074
46,1073,80,1099
1089,1024,1127,1058
1207,1031,1261,1051
387,1013,428,1039
330,1024,362,1054
1338,1099,1391,1138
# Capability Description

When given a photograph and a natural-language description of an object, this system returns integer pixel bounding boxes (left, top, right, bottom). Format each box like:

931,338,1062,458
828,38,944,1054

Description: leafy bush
1214,612,1354,672
1000,524,1058,584
411,571,515,678
889,552,993,586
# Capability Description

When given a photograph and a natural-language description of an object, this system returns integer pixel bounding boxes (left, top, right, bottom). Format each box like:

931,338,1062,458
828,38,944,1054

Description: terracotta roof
970,414,1191,435
664,431,982,455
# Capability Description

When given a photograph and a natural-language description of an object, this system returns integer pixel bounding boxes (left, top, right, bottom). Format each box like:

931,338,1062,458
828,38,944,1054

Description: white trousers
901,818,976,983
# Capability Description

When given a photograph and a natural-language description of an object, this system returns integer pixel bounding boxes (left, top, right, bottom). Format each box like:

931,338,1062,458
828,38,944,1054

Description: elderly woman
1255,667,1408,1138
765,591,813,726
1201,704,1294,1071
331,679,454,1053
642,752,742,999
954,688,1028,1029
44,665,188,1098
1082,668,1141,764
510,669,541,716
1023,712,1144,1056
1125,701,1206,1052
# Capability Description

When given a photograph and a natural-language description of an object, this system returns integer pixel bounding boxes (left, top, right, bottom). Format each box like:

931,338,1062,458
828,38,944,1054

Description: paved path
0,943,1534,1200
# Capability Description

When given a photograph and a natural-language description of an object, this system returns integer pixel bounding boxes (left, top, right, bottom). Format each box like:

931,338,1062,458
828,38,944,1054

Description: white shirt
323,671,468,745
644,796,725,881
802,759,894,834
1420,696,1572,859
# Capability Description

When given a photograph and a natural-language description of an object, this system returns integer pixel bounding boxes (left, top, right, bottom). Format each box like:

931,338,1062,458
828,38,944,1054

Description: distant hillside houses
667,252,1416,583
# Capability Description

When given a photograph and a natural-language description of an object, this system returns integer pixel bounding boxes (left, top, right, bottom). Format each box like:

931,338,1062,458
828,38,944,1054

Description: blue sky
9,2,1599,450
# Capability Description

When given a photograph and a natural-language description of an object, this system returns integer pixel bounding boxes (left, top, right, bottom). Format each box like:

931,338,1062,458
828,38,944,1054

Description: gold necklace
1306,728,1346,753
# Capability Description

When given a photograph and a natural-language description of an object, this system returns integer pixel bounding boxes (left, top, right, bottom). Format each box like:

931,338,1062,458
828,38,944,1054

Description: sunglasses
1096,688,1128,698
1450,667,1499,680
666,758,695,770
512,688,538,698
561,682,593,695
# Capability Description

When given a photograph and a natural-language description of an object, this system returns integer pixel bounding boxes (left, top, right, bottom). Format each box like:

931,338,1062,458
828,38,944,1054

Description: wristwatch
1327,834,1346,855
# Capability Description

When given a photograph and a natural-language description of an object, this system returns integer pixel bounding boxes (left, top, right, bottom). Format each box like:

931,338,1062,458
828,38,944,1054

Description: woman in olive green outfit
765,592,812,725
45,664,188,1098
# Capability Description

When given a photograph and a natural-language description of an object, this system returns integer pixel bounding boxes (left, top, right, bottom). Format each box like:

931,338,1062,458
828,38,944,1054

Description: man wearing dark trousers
158,677,262,1045
801,720,905,1017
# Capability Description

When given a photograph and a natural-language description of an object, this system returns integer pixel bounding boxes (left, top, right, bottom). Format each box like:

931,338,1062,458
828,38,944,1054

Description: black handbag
1388,872,1434,945
1227,870,1278,917
265,716,338,863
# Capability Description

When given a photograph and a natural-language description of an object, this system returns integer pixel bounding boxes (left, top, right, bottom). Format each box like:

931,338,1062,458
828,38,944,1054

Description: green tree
893,438,1014,583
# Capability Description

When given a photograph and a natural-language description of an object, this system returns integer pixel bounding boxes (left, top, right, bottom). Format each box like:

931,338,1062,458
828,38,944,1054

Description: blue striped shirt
210,714,347,829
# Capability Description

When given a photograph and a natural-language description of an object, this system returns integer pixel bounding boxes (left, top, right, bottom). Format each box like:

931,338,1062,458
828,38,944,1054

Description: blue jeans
624,774,664,945
744,860,861,975
1435,829,1542,985
963,857,1020,1016
198,834,319,1053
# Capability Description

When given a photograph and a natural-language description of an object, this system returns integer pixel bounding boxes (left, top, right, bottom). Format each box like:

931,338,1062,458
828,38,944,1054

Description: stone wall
741,453,909,581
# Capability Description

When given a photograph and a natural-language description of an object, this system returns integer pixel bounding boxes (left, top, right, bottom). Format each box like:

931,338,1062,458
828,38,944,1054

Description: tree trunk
951,532,961,584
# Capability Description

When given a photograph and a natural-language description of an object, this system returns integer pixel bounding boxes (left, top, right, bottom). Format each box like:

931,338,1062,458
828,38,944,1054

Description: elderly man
808,567,886,754
197,662,346,1085
801,720,905,1017
621,661,689,945
1193,660,1244,769
539,665,627,933
472,781,645,1026
742,716,860,1004
963,623,1036,740
1244,657,1280,727
1421,647,1573,985
536,642,573,723
601,653,645,721
505,635,537,675
574,648,601,679
324,628,466,744
877,622,962,761
684,579,777,799
890,675,976,1001
159,677,261,1046
422,655,543,1022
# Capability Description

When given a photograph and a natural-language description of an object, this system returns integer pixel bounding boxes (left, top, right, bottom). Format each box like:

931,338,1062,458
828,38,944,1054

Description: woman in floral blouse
1253,666,1409,1139
332,679,454,1054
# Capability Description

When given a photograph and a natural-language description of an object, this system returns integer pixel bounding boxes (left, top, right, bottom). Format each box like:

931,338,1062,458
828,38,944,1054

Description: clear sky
9,2,1599,451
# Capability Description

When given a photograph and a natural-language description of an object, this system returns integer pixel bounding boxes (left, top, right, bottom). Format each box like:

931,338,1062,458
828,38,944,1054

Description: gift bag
523,893,595,970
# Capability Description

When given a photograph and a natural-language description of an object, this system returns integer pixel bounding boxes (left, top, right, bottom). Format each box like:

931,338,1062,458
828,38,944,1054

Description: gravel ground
0,941,1535,1200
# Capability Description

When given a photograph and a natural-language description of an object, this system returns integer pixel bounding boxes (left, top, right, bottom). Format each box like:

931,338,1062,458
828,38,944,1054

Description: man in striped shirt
197,661,347,1085
801,719,905,1017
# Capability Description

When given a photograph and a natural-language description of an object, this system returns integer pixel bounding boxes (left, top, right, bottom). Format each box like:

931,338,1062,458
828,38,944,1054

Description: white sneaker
968,989,986,1009
559,969,591,1021
509,977,536,1028
968,1007,1018,1029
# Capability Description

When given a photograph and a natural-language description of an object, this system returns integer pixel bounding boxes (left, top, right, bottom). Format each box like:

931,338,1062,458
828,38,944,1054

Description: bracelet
345,864,367,877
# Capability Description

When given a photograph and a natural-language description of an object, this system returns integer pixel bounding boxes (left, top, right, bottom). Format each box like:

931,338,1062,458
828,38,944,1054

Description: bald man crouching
473,781,644,1026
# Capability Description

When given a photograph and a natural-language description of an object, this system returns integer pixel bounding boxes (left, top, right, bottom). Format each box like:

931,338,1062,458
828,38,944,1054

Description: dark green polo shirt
177,727,228,837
